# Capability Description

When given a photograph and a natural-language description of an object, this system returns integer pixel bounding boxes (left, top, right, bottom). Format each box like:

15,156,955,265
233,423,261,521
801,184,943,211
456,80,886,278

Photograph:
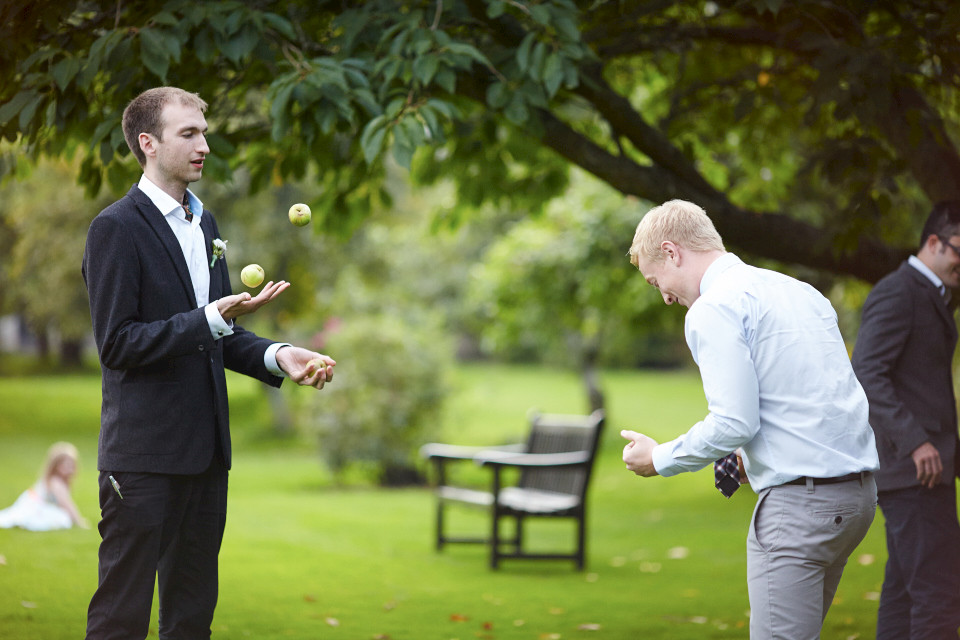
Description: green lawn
0,363,894,639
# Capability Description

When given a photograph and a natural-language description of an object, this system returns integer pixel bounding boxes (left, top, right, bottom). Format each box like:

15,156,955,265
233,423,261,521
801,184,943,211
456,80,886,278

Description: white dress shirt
137,176,287,376
651,253,879,491
908,254,946,296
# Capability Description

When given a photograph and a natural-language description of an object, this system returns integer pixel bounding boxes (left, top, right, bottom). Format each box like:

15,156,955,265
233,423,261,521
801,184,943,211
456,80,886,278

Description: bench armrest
419,442,526,461
474,450,591,468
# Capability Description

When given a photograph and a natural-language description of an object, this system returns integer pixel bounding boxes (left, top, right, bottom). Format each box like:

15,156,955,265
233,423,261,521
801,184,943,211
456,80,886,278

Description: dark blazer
852,261,959,492
83,185,282,475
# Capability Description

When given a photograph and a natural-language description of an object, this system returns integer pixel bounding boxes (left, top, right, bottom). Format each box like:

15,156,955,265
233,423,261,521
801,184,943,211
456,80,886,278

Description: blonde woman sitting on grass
0,442,89,530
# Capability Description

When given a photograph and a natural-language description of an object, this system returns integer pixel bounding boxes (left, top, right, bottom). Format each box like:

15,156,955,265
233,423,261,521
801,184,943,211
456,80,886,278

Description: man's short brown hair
122,87,207,168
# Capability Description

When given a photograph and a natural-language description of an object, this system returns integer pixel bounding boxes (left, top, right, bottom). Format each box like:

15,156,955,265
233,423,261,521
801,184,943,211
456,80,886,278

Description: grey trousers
746,474,878,640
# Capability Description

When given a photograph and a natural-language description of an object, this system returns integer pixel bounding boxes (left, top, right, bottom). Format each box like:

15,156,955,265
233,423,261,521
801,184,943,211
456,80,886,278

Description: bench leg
435,499,445,551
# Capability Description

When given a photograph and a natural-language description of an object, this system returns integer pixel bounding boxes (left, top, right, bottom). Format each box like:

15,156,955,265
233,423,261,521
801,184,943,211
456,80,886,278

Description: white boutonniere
210,238,227,268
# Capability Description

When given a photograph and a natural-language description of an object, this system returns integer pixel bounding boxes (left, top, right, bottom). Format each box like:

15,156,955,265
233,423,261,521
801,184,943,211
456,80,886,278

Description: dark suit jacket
83,185,282,475
852,261,959,492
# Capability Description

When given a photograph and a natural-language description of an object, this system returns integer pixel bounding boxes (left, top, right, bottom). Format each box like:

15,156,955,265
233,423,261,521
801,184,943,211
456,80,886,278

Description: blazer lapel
902,263,959,343
200,214,224,301
127,186,199,309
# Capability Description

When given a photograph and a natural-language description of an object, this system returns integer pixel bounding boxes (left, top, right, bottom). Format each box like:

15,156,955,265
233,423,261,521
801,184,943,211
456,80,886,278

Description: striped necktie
714,453,741,498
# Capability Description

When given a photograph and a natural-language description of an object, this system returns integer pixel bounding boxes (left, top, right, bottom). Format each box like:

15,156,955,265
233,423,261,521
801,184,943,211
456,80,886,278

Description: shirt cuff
651,441,682,477
265,343,291,377
205,303,233,340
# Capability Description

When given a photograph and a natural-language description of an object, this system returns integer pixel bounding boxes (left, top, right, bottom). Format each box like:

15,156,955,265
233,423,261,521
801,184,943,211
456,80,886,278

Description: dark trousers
876,483,960,640
85,459,228,640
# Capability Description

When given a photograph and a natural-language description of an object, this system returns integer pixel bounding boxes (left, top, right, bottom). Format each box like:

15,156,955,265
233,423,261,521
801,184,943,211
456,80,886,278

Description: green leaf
392,141,414,168
553,16,580,42
18,93,43,131
543,53,563,97
434,67,456,93
529,4,551,26
150,11,179,27
139,27,170,81
0,91,39,126
385,97,405,120
360,115,388,164
413,54,439,85
504,94,529,125
529,41,547,80
262,12,297,41
486,82,510,109
50,57,81,92
487,1,505,18
193,28,215,64
517,33,536,73
267,86,292,127
221,23,259,63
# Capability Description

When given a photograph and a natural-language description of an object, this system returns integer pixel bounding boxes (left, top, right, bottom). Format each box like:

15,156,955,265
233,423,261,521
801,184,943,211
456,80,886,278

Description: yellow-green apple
288,203,311,227
240,264,264,288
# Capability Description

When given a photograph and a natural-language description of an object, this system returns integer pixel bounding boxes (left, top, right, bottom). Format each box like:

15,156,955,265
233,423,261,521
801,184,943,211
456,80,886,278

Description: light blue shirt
138,175,287,377
651,253,879,491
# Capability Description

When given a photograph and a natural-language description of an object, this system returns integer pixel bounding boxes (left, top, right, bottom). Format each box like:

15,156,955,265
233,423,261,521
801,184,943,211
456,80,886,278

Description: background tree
3,0,958,284
0,157,108,365
467,170,687,412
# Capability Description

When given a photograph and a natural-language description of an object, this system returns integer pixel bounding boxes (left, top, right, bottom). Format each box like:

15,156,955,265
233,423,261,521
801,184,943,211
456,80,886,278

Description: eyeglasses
938,236,960,258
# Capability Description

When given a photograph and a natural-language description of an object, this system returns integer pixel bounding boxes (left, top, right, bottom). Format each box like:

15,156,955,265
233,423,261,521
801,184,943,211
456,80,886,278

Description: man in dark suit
83,87,335,639
852,200,960,639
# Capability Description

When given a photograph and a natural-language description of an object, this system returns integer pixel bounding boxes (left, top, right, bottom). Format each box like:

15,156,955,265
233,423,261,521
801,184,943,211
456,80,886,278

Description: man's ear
660,240,681,264
139,133,157,160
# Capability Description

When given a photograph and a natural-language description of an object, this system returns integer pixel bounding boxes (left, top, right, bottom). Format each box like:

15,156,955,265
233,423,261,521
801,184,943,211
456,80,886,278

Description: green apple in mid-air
288,203,311,227
240,264,264,288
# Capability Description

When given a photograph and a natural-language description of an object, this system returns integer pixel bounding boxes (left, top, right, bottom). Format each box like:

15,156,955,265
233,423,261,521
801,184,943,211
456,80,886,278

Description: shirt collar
907,254,944,292
699,252,742,296
137,175,203,220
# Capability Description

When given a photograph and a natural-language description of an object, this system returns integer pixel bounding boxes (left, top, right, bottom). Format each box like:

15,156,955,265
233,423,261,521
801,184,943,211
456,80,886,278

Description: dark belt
784,471,870,487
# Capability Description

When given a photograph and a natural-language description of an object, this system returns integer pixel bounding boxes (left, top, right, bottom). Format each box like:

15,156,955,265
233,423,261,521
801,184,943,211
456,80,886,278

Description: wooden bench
420,409,605,570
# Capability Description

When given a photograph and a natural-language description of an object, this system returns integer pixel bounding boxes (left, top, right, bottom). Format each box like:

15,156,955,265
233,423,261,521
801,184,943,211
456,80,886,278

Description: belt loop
805,476,814,493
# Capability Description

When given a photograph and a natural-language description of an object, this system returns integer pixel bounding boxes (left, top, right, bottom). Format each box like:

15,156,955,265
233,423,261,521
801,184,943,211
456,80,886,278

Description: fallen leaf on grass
549,607,565,615
373,634,391,640
450,613,469,622
585,573,598,583
863,591,880,601
639,561,662,573
0,554,6,565
325,618,340,627
513,619,525,627
303,594,317,603
857,554,875,565
383,600,398,611
577,623,601,630
21,601,37,609
667,546,689,559
482,621,493,630
538,634,561,640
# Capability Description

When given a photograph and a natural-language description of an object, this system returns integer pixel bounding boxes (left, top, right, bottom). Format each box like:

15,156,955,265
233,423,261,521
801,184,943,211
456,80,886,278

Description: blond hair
122,87,208,168
42,441,79,483
628,199,725,267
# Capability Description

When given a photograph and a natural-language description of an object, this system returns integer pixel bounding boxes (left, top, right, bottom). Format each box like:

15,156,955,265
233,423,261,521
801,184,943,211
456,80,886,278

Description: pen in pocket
108,475,123,500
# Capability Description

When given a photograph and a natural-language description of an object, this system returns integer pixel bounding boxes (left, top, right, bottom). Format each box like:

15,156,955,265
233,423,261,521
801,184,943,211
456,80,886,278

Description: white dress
0,481,72,531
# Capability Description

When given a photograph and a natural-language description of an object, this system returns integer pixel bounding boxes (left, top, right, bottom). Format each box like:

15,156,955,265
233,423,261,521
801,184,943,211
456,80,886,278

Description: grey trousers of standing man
747,474,878,639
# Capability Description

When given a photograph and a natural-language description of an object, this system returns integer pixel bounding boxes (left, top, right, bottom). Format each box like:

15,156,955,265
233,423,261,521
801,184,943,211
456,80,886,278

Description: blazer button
199,345,205,351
